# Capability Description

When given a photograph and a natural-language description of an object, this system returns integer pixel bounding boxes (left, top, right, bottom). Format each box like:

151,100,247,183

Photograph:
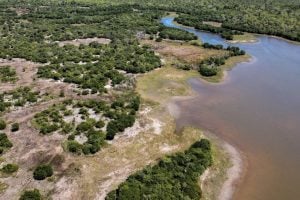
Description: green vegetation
11,123,19,132
106,139,212,199
176,15,244,40
33,94,140,154
19,189,42,200
37,44,160,93
0,119,6,130
0,66,18,83
33,164,53,180
1,163,19,174
0,133,12,155
0,87,42,113
199,45,245,77
159,27,197,41
0,1,162,94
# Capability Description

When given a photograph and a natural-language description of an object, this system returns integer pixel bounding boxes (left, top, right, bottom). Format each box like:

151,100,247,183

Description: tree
11,123,19,132
67,140,82,154
33,164,53,180
0,119,6,130
1,163,19,174
0,133,13,148
19,189,42,200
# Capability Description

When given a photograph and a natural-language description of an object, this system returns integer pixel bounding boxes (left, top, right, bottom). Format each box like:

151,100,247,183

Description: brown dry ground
141,39,227,65
203,21,222,27
57,37,111,47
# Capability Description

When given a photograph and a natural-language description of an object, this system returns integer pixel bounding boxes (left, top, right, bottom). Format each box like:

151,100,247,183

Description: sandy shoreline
217,142,243,200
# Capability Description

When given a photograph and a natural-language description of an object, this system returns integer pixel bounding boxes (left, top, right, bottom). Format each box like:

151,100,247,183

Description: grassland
231,33,258,43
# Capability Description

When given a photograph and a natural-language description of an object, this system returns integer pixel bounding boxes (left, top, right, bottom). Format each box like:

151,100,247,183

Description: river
161,17,300,200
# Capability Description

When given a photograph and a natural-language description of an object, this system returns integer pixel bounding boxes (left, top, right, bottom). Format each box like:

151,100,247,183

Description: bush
19,189,42,200
0,133,13,148
0,119,6,130
155,37,162,42
192,139,211,151
95,120,105,129
67,140,82,154
1,163,19,174
33,164,53,180
11,123,19,132
199,65,218,76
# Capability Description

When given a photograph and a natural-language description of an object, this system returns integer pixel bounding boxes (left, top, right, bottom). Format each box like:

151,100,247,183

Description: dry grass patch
141,40,227,64
57,37,111,47
203,21,222,27
136,66,199,104
230,33,257,43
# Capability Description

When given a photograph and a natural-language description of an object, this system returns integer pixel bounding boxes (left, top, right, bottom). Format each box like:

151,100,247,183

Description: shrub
19,189,42,200
192,139,211,151
67,140,82,154
1,163,19,174
95,120,105,129
11,123,19,132
33,164,53,180
199,65,218,76
0,119,6,130
67,134,75,140
155,37,162,42
0,133,13,148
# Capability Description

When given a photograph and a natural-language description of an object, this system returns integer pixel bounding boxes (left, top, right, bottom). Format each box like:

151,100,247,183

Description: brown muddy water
162,17,300,200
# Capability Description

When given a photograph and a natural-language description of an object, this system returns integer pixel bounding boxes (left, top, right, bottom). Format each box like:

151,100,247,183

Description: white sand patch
57,37,111,47
95,166,135,200
115,107,163,139
218,143,243,200
75,134,88,144
159,143,178,153
200,168,210,189
121,120,142,138
104,84,112,89
151,118,162,135
53,177,78,200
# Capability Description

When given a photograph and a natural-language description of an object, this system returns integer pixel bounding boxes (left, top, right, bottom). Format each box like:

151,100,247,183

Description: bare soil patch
0,59,41,92
57,37,111,47
141,39,226,64
203,21,222,27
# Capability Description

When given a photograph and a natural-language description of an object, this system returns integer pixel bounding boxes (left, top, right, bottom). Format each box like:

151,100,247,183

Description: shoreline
168,96,245,200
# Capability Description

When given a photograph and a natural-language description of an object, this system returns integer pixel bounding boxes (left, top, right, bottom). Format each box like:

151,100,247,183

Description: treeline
175,14,243,40
106,139,212,199
78,0,300,42
158,27,197,41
